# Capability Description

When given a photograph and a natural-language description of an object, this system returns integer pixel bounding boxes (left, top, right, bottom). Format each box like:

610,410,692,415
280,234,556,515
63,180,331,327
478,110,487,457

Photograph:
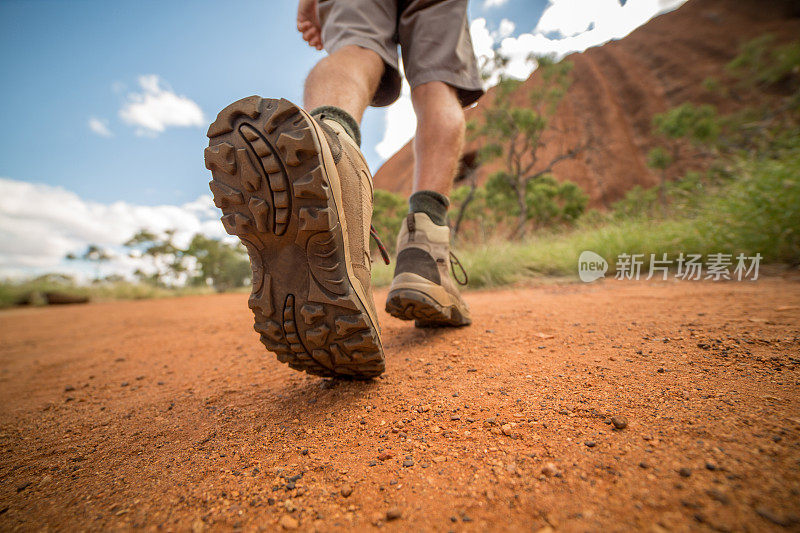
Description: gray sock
310,106,361,147
409,190,449,226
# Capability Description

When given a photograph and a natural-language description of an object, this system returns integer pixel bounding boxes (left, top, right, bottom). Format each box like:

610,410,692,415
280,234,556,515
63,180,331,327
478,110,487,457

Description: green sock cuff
310,106,361,147
409,190,449,226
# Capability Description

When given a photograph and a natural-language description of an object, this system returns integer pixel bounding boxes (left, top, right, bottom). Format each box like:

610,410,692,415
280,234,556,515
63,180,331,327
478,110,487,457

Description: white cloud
495,18,516,40
0,177,227,279
483,0,688,81
483,0,509,8
119,75,205,136
88,117,113,138
375,74,417,161
471,18,497,64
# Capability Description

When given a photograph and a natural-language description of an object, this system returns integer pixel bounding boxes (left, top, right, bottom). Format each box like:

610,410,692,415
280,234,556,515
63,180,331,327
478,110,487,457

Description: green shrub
701,149,800,263
370,189,407,255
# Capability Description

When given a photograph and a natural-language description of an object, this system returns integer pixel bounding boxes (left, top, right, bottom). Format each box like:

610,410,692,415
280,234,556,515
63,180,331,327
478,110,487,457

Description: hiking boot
385,212,471,327
205,96,384,378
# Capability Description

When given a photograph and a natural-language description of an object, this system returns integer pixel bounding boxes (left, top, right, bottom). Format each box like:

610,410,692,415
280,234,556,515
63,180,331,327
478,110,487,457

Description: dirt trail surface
1,279,799,531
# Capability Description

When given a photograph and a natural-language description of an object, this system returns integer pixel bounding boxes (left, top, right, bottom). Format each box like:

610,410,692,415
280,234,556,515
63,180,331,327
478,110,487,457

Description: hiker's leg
304,45,384,123
410,81,466,197
386,80,471,327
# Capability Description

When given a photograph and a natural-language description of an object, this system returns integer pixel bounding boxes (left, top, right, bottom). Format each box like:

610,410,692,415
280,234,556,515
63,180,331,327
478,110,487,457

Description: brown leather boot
205,96,384,378
385,212,471,327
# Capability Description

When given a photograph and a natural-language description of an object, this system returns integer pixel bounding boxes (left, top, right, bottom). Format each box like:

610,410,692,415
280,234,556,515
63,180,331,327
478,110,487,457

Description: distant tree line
66,230,251,291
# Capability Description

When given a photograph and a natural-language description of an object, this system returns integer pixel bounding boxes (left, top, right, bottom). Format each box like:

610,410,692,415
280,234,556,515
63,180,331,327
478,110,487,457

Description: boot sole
205,96,384,378
385,288,472,328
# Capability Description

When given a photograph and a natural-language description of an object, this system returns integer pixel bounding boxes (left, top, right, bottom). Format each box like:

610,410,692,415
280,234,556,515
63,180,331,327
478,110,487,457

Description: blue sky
0,0,544,206
0,0,684,277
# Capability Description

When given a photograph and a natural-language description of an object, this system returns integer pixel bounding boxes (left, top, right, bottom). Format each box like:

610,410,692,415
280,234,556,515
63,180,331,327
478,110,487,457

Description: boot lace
370,225,391,265
449,251,469,286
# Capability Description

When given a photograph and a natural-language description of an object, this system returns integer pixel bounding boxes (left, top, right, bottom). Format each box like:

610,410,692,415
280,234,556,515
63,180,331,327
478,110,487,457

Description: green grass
371,219,698,289
372,149,800,289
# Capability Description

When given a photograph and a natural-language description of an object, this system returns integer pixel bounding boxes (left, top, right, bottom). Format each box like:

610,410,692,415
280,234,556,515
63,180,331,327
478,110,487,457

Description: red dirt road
1,279,799,531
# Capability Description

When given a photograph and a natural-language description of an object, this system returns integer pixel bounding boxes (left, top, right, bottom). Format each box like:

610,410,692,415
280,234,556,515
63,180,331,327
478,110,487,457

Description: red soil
1,278,799,530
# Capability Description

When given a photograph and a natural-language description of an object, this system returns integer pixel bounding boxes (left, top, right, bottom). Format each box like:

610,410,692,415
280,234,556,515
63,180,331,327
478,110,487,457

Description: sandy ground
1,278,799,532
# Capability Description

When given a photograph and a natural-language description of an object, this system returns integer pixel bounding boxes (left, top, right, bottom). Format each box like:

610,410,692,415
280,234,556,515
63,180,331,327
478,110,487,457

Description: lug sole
385,288,472,328
205,96,384,378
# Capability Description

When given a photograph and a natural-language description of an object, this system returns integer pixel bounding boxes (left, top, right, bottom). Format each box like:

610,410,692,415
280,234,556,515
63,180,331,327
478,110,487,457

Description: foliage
124,229,190,287
726,34,800,87
65,244,113,280
2,229,252,307
701,149,800,263
463,54,587,238
0,275,214,309
646,147,673,171
372,145,800,289
652,103,721,148
370,189,407,255
185,234,251,291
483,172,587,228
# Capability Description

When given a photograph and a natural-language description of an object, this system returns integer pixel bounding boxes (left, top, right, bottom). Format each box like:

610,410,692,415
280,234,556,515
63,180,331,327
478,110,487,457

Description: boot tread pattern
385,289,471,328
206,96,384,378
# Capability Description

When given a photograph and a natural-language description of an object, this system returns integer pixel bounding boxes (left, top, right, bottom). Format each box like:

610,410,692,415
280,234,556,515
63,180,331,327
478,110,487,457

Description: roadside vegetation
371,34,800,288
0,230,250,309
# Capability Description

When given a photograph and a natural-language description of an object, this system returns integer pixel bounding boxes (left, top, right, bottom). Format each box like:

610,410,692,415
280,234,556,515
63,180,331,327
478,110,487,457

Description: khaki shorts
317,0,485,107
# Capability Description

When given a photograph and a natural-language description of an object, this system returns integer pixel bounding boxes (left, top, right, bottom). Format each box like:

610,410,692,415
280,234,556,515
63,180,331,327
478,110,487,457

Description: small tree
65,244,112,281
186,234,251,291
652,103,720,157
124,229,188,287
472,55,586,238
646,146,674,207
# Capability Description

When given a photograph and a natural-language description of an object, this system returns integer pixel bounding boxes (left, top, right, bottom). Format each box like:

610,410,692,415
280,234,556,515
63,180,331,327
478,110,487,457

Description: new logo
578,251,608,283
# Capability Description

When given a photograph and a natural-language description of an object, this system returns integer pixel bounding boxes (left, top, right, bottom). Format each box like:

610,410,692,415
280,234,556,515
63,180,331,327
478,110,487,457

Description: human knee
415,87,464,140
414,82,463,120
329,45,384,79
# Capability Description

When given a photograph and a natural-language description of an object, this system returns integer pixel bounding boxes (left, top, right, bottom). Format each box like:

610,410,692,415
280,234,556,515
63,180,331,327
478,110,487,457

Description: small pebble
386,507,402,521
585,440,596,448
340,485,353,498
678,467,692,477
611,416,628,430
541,463,561,477
402,460,414,467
